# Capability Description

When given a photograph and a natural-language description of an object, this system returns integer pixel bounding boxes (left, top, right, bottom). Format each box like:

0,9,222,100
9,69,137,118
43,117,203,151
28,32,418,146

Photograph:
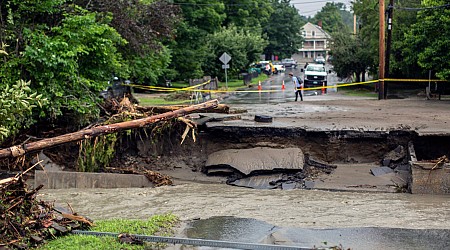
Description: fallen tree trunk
136,103,230,114
0,99,219,159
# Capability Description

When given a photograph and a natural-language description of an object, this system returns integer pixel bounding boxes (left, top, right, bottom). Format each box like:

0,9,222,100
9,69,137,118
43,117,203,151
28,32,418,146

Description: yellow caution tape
383,78,447,82
126,78,448,94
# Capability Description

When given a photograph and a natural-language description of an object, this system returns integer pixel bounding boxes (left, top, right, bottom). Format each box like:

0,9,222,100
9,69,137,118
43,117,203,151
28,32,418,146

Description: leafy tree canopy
222,0,273,30
330,32,371,82
402,0,450,79
263,0,305,60
169,0,226,80
204,25,268,81
312,2,351,34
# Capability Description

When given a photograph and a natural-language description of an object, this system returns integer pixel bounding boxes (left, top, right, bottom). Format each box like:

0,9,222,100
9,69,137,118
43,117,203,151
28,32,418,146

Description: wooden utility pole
0,99,219,159
378,0,386,100
353,14,357,35
385,0,394,99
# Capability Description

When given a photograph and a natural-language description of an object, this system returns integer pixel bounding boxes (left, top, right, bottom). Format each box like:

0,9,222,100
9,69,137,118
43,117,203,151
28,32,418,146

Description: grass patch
170,81,189,88
338,87,378,97
41,214,178,250
135,95,192,106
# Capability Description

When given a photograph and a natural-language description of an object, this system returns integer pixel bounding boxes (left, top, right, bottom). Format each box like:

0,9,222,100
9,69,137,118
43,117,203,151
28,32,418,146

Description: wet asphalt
222,64,340,105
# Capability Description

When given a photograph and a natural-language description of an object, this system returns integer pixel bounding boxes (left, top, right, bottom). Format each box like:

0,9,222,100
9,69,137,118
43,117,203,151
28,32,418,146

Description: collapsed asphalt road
39,80,450,249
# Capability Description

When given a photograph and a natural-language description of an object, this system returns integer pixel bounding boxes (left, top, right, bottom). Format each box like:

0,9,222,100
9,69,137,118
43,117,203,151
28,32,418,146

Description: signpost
219,52,231,89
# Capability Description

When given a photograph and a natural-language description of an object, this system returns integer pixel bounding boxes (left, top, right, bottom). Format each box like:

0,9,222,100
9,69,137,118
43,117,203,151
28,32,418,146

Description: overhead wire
393,3,450,11
171,0,336,7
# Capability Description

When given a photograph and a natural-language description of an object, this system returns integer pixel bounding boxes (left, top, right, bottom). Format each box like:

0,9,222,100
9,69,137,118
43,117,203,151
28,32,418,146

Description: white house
296,21,331,62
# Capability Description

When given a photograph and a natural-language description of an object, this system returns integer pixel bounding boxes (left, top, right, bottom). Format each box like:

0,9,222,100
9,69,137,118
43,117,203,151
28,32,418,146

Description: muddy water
183,217,450,250
40,182,450,229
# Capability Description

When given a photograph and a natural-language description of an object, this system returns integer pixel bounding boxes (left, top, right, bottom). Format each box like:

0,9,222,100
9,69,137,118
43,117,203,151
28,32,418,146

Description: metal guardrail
72,230,315,250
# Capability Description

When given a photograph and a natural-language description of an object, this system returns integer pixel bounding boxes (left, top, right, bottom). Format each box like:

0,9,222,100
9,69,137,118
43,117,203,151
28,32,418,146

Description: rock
382,159,391,167
382,145,406,165
304,180,315,189
281,182,298,190
370,166,394,176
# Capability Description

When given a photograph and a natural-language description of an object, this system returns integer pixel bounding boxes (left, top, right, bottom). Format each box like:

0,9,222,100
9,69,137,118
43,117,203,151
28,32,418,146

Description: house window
316,41,324,48
312,31,315,37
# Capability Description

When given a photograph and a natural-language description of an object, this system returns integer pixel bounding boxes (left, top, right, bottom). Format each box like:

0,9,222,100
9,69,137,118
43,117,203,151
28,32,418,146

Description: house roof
301,22,331,39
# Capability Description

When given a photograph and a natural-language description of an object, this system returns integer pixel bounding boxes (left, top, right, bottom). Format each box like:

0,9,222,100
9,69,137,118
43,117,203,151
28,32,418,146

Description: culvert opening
409,137,450,194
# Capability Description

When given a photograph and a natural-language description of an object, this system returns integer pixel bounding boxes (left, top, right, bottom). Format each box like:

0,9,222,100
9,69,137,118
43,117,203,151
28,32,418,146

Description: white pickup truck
301,63,331,92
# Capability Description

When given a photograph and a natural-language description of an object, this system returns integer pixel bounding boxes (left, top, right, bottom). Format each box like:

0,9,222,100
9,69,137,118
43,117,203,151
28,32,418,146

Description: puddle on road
185,216,276,244
181,216,450,250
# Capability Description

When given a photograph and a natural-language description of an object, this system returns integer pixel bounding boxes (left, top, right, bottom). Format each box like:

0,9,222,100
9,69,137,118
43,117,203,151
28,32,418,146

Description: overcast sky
291,0,353,17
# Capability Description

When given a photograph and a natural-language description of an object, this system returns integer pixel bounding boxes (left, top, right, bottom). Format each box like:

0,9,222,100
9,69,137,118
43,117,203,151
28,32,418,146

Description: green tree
263,0,304,60
389,0,422,78
22,10,126,124
77,0,181,85
204,25,268,81
352,0,380,76
312,2,351,34
0,2,126,128
330,32,371,82
222,0,273,30
170,0,226,80
401,0,450,79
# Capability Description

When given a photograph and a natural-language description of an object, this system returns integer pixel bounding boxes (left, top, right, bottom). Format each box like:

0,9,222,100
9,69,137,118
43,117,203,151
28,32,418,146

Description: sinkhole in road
128,127,450,193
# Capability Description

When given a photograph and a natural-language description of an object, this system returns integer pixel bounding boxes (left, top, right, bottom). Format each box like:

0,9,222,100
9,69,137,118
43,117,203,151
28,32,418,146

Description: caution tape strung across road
126,78,447,94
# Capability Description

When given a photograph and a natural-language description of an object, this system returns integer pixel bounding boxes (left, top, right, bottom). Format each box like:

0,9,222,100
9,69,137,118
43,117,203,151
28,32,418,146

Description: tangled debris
106,167,173,187
0,174,92,249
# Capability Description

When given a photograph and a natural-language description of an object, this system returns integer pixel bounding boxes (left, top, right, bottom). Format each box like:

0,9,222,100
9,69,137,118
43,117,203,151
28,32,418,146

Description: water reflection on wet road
222,65,339,105
184,216,450,250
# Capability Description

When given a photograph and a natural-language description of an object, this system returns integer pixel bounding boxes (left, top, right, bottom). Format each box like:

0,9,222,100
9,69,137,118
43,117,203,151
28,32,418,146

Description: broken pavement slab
370,166,394,176
205,147,304,176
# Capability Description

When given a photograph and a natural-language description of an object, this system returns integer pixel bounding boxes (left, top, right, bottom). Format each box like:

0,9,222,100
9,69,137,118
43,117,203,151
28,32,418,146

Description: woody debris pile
0,174,92,249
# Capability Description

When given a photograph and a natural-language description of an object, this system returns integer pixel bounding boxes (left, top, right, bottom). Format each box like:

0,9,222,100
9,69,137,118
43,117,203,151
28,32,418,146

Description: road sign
219,52,231,65
222,64,230,69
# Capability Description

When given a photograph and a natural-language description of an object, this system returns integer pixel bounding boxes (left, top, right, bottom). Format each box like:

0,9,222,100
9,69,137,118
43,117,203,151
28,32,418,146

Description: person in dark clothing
289,72,303,101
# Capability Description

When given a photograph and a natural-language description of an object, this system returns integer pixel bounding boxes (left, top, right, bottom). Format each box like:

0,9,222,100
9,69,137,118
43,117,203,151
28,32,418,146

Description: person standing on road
289,72,303,101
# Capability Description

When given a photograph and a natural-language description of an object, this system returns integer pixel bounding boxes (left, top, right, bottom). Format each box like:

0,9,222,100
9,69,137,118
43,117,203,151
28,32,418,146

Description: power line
393,3,450,11
290,0,335,5
299,8,323,15
171,0,338,7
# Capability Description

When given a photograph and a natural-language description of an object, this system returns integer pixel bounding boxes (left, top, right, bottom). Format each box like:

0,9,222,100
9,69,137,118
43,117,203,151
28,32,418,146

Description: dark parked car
281,58,298,68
